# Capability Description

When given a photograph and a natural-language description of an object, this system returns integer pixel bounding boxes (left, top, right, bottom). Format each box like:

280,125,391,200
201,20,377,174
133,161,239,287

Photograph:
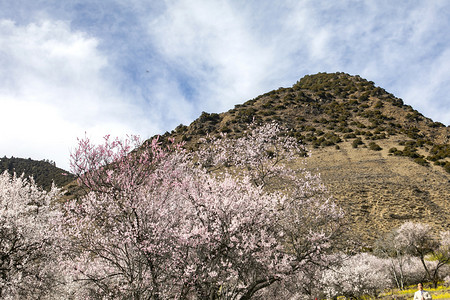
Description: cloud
147,0,280,113
146,0,450,125
148,0,449,123
1,1,449,172
0,19,154,170
402,48,450,124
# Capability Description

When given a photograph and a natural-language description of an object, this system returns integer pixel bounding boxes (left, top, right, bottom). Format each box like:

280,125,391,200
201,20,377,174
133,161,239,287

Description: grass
379,283,450,300
328,284,450,300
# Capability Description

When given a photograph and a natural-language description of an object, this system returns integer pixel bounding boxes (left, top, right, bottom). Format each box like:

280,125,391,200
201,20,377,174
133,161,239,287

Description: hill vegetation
163,72,449,172
0,156,75,190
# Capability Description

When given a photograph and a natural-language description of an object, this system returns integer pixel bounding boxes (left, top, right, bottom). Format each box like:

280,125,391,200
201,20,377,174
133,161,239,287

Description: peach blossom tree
58,123,346,299
0,171,62,299
395,222,450,287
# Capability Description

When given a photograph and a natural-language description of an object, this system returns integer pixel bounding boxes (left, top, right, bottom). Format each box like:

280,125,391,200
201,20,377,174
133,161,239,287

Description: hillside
0,156,75,191
157,72,450,243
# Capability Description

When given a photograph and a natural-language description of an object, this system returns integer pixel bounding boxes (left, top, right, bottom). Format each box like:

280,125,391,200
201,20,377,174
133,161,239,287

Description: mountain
157,72,450,243
0,156,75,191
7,72,447,243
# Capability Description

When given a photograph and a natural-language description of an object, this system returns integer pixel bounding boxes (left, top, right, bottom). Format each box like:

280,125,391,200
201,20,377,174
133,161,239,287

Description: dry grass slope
305,137,449,243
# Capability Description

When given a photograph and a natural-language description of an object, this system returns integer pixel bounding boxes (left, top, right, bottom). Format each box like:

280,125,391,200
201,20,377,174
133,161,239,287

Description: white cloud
402,48,450,124
0,19,153,170
148,0,279,113
1,1,449,172
146,71,197,129
134,1,450,126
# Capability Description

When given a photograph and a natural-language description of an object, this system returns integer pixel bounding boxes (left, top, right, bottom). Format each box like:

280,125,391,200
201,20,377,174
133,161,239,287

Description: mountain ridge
156,72,449,243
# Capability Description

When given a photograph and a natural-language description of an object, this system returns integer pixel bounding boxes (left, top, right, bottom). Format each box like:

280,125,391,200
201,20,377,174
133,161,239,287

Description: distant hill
0,156,75,191
155,72,450,243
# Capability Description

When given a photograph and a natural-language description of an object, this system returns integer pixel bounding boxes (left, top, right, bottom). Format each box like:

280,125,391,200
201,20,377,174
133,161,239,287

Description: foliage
352,137,364,148
368,142,382,151
428,144,450,161
199,112,221,124
414,157,430,166
0,156,75,190
293,72,375,97
388,143,434,167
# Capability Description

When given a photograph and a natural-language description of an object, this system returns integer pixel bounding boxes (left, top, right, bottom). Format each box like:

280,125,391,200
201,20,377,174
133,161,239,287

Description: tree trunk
239,277,278,300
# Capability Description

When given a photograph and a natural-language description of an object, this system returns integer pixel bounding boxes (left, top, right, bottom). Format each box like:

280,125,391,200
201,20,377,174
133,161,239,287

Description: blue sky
1,0,449,170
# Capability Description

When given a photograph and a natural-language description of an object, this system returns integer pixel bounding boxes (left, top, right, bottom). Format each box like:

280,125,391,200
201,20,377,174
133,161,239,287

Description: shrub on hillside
374,100,384,108
352,138,364,148
429,144,450,160
414,157,429,166
428,121,445,128
369,142,382,151
344,133,357,139
389,147,403,156
199,111,221,124
359,92,370,102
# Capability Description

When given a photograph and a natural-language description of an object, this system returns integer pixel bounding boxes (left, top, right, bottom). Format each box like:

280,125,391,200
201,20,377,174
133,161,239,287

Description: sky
1,0,449,171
